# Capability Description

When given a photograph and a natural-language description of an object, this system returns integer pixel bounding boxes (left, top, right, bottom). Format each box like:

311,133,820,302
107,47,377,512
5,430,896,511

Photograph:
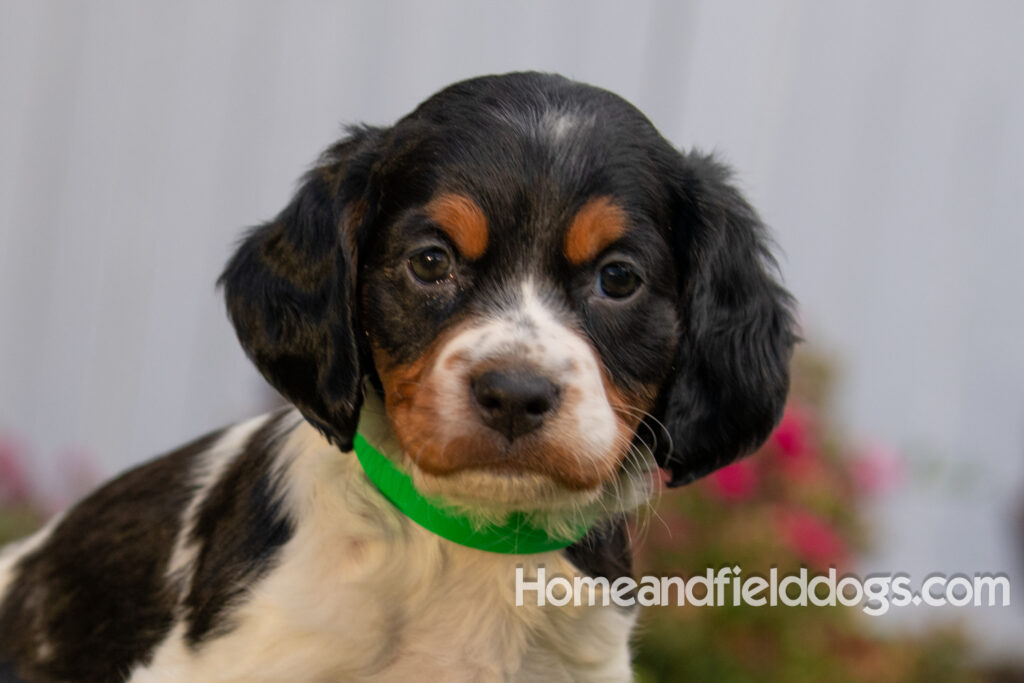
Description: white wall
1,0,1022,657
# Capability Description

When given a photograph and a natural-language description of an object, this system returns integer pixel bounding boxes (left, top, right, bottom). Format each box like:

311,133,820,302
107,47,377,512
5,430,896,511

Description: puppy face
221,73,796,512
358,113,680,505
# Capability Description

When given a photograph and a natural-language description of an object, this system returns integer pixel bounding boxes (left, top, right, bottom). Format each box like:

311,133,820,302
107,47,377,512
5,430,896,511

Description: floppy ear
657,151,798,486
219,126,383,450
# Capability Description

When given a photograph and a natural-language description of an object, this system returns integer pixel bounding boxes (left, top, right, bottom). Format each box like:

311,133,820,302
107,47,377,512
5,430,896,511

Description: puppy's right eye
408,247,453,283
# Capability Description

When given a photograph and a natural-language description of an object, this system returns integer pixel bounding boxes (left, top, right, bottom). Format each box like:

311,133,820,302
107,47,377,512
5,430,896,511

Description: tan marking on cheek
426,193,489,260
371,323,474,461
564,197,629,265
373,347,434,423
539,385,618,489
547,444,619,489
600,367,659,460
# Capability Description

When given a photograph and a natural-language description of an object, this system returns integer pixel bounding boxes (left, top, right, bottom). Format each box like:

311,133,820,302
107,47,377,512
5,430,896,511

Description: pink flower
767,405,823,481
708,461,758,501
776,507,847,569
771,405,811,459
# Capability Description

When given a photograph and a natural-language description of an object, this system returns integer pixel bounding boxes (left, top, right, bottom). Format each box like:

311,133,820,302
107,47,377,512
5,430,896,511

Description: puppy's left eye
597,262,641,299
409,247,453,283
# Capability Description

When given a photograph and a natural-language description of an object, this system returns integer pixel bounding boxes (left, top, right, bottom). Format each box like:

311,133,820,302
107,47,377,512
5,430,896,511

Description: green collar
353,433,592,554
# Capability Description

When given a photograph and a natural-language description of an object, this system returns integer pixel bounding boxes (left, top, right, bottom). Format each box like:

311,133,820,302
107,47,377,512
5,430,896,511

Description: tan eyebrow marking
563,197,629,265
426,193,489,260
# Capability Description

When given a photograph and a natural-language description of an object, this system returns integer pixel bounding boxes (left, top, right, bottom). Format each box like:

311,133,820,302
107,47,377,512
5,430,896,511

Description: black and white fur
0,72,795,682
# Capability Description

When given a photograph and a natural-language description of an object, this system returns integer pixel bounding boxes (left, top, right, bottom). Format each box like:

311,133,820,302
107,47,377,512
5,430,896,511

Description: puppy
0,72,795,682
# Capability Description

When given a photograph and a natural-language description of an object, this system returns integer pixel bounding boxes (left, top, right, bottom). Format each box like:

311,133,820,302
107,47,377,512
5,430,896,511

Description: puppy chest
151,532,634,682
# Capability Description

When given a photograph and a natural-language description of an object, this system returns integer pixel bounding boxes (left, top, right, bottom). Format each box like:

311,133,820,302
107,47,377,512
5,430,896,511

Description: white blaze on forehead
490,103,594,149
432,279,618,459
541,109,584,142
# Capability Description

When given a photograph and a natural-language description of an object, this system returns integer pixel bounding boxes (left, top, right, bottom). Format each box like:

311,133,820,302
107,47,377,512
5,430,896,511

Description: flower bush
631,350,977,683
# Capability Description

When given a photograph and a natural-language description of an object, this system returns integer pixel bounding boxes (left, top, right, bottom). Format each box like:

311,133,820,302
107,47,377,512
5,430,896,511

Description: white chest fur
128,416,636,683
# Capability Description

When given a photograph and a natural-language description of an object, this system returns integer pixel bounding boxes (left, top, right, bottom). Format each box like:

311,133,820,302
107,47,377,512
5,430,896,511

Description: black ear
658,151,798,487
219,126,383,450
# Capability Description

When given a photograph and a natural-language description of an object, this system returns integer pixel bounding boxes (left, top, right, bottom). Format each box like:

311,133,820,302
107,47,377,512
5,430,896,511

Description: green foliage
0,503,42,547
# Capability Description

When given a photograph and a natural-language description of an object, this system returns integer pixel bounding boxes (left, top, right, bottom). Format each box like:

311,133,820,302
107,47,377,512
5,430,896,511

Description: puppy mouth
409,466,605,513
399,424,616,488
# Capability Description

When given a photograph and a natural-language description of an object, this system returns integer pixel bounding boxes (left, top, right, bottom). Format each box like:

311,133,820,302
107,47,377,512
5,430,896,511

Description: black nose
471,369,561,441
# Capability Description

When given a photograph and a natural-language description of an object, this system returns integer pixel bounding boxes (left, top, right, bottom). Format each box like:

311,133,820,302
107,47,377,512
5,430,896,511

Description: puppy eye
408,246,453,283
597,262,641,299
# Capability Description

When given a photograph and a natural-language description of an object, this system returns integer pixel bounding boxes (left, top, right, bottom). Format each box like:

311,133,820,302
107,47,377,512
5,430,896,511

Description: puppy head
221,73,796,513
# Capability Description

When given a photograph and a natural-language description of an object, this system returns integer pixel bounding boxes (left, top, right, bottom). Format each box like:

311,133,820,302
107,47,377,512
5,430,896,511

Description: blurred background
0,1,1021,679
